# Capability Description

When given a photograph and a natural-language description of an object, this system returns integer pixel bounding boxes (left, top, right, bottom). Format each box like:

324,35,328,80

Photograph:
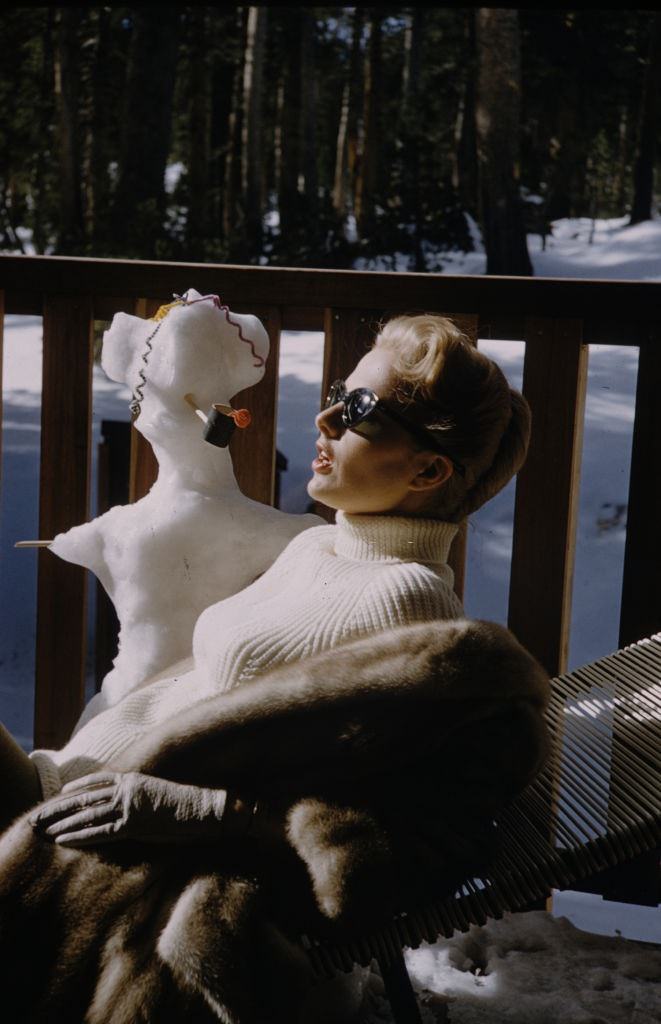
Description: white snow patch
164,161,184,195
397,911,661,1024
464,213,485,253
345,214,358,243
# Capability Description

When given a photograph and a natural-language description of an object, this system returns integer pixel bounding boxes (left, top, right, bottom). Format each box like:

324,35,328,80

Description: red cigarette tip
231,409,251,428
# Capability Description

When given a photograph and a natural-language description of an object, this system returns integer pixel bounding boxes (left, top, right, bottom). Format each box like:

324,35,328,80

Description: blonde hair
374,314,531,521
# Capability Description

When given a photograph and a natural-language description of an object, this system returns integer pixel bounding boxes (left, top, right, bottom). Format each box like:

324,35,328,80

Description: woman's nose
315,403,345,438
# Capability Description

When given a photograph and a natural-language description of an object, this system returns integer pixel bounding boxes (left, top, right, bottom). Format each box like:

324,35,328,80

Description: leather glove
28,770,250,848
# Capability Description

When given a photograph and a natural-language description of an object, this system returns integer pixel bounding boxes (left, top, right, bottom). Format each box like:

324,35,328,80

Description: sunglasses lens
344,388,376,426
325,380,346,408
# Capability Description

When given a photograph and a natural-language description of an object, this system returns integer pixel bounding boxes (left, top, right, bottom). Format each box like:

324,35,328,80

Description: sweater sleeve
29,750,63,800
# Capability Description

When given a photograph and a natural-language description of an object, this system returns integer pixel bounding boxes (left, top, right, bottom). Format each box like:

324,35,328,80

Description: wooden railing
1,254,660,758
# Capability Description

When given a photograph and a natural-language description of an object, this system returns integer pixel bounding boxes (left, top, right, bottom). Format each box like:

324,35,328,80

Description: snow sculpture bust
51,290,323,709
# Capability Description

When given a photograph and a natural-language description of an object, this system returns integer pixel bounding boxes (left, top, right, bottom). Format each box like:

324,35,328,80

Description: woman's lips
312,450,334,474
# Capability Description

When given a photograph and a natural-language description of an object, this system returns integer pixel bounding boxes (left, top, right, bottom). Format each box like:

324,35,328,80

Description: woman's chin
307,477,326,499
307,476,339,508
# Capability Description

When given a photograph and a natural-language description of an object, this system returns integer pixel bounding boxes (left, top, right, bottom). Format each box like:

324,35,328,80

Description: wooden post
507,318,587,915
377,951,424,1024
313,308,384,523
229,305,281,505
612,326,661,905
95,420,130,690
128,297,160,503
619,328,661,647
508,318,587,677
34,295,94,748
0,290,4,498
447,314,479,604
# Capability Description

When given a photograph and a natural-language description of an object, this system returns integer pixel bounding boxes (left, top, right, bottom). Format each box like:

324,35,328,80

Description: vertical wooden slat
508,318,587,676
619,329,661,647
95,420,130,690
321,307,383,398
446,315,479,603
35,295,94,748
129,297,160,502
129,425,159,501
230,306,281,505
0,289,4,496
313,308,384,522
612,327,661,906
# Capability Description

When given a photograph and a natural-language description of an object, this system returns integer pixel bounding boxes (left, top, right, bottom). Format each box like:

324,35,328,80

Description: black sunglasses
324,380,466,477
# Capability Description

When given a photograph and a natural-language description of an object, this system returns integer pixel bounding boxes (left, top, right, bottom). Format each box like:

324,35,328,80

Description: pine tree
475,8,532,275
630,12,661,224
186,7,213,258
53,8,85,253
355,9,382,240
109,6,181,258
241,5,267,256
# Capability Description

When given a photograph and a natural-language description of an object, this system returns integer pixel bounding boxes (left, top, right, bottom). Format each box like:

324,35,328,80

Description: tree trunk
333,81,350,220
110,6,180,257
355,9,382,240
53,7,84,253
223,8,247,253
300,9,318,224
614,105,632,213
208,15,235,244
544,15,589,221
630,12,661,224
453,10,478,218
399,7,425,269
475,8,532,275
241,5,267,255
81,7,113,250
187,7,212,256
273,75,285,201
278,8,303,241
32,7,55,254
332,7,364,232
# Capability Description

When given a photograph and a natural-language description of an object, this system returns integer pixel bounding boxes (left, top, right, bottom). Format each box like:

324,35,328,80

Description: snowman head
101,291,269,423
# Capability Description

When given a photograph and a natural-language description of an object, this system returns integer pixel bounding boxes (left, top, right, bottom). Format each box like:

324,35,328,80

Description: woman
2,313,531,834
0,313,539,1022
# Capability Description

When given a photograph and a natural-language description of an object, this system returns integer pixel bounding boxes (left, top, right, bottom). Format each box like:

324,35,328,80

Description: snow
164,161,184,195
49,292,321,712
400,912,661,1023
354,214,661,280
1,217,660,1016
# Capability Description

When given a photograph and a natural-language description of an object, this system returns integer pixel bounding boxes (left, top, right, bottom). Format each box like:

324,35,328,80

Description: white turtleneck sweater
31,511,463,799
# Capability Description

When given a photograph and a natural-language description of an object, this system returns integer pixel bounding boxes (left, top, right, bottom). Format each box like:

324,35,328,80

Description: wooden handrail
34,295,94,749
1,253,660,334
1,254,660,759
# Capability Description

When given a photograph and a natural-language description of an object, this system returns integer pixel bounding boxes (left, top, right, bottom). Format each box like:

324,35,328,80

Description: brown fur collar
0,619,549,1023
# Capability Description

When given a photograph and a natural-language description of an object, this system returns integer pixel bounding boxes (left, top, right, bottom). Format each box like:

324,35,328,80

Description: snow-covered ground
401,910,661,1023
1,217,660,1018
355,214,661,282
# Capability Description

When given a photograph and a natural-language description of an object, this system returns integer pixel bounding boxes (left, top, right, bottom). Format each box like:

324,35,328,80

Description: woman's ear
409,454,454,492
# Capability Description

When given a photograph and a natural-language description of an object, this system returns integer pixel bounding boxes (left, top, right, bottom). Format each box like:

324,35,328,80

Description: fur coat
0,618,549,1024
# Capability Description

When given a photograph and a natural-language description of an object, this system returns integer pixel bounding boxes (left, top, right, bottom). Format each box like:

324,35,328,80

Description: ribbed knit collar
334,510,458,566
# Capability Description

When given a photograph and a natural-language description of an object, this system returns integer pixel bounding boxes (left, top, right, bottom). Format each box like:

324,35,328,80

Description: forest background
1,5,660,274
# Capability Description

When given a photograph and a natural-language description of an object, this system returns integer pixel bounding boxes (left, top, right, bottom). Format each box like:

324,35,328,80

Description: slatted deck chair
298,632,661,1024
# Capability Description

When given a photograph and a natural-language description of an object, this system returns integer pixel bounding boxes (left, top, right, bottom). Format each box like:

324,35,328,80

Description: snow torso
52,483,321,702
32,511,464,797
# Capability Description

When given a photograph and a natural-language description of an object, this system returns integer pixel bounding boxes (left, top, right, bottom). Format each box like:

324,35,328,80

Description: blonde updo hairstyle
374,314,531,522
